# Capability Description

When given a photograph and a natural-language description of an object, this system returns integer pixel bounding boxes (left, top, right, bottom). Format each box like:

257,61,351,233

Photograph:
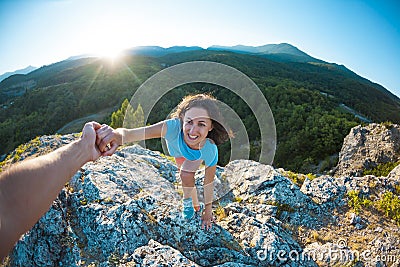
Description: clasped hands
82,121,121,162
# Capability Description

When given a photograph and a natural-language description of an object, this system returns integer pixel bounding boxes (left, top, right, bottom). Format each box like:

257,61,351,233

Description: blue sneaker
182,198,195,221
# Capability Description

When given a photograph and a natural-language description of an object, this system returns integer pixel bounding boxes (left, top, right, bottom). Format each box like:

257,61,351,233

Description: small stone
349,213,361,225
355,223,364,230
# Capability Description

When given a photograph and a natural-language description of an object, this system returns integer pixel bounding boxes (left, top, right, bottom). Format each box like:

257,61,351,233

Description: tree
132,104,144,128
111,99,129,128
110,99,144,129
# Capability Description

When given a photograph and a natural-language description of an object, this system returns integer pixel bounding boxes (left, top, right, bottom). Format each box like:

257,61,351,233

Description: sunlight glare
96,46,124,61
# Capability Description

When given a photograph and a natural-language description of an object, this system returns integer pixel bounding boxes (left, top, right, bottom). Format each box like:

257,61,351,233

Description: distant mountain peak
208,43,321,63
0,65,37,82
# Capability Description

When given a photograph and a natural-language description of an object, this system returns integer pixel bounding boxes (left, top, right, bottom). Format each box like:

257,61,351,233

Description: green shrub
306,173,317,180
283,170,317,187
377,191,400,225
215,205,227,221
233,196,243,203
380,121,394,129
267,201,295,218
363,161,400,177
347,190,372,214
284,170,305,186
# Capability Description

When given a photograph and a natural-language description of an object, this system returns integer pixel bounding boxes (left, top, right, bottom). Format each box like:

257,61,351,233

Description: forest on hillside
1,51,399,172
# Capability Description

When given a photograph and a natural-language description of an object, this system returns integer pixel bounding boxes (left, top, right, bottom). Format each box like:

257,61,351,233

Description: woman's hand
95,124,123,156
201,205,215,231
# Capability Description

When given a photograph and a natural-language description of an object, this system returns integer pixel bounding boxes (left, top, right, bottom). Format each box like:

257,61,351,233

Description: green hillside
1,49,399,172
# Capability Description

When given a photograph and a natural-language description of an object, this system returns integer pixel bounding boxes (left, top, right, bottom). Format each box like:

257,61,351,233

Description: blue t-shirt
164,118,218,167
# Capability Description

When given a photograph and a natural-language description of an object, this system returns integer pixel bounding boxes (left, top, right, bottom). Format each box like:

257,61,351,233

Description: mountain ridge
208,43,323,63
0,43,337,77
1,43,398,101
126,45,203,57
0,65,37,83
1,45,400,172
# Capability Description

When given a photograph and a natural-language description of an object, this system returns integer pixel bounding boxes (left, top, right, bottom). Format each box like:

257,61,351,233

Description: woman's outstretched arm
96,121,167,156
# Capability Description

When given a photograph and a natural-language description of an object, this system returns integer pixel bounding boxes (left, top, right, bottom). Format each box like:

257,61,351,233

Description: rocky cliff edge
1,124,400,267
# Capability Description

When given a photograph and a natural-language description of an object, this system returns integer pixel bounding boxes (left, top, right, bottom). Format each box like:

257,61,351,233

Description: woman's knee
180,170,195,184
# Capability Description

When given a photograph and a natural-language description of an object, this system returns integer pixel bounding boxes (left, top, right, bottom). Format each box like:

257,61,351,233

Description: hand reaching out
95,124,122,156
0,121,113,259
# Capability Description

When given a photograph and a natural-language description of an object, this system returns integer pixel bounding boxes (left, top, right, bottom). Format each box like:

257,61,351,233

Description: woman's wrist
115,128,125,145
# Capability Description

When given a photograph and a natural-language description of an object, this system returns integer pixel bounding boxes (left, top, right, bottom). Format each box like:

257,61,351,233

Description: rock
334,123,400,177
6,144,318,266
303,242,357,266
355,223,364,230
223,160,325,229
387,164,400,180
3,129,400,266
300,175,346,205
130,239,200,266
349,213,361,225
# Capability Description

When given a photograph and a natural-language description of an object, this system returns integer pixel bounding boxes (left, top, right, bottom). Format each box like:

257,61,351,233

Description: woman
96,93,232,230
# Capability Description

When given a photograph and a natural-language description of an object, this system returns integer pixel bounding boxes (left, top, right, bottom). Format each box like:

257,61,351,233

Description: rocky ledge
1,123,400,267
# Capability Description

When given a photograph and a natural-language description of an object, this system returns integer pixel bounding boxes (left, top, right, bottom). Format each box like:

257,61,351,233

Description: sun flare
99,49,123,60
95,45,125,61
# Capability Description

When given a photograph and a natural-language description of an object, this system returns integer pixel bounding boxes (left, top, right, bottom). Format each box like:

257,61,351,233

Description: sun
95,45,125,61
101,48,122,59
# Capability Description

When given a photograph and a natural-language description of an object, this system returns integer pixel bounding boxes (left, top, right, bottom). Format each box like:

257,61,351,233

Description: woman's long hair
170,93,233,145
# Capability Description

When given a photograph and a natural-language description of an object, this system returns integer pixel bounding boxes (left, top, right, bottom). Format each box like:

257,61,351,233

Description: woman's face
182,107,213,150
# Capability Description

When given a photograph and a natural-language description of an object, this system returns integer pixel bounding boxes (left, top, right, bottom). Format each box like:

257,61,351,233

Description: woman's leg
177,158,202,216
180,169,196,201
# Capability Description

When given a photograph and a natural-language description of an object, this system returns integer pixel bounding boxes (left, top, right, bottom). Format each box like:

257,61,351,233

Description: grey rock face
3,130,400,266
5,141,318,266
334,123,400,177
387,164,400,181
130,239,200,266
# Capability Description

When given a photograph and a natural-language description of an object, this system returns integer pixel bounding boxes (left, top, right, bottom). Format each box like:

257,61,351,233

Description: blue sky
1,0,399,96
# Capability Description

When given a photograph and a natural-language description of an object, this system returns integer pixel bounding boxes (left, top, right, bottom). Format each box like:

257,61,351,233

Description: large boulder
334,123,400,177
